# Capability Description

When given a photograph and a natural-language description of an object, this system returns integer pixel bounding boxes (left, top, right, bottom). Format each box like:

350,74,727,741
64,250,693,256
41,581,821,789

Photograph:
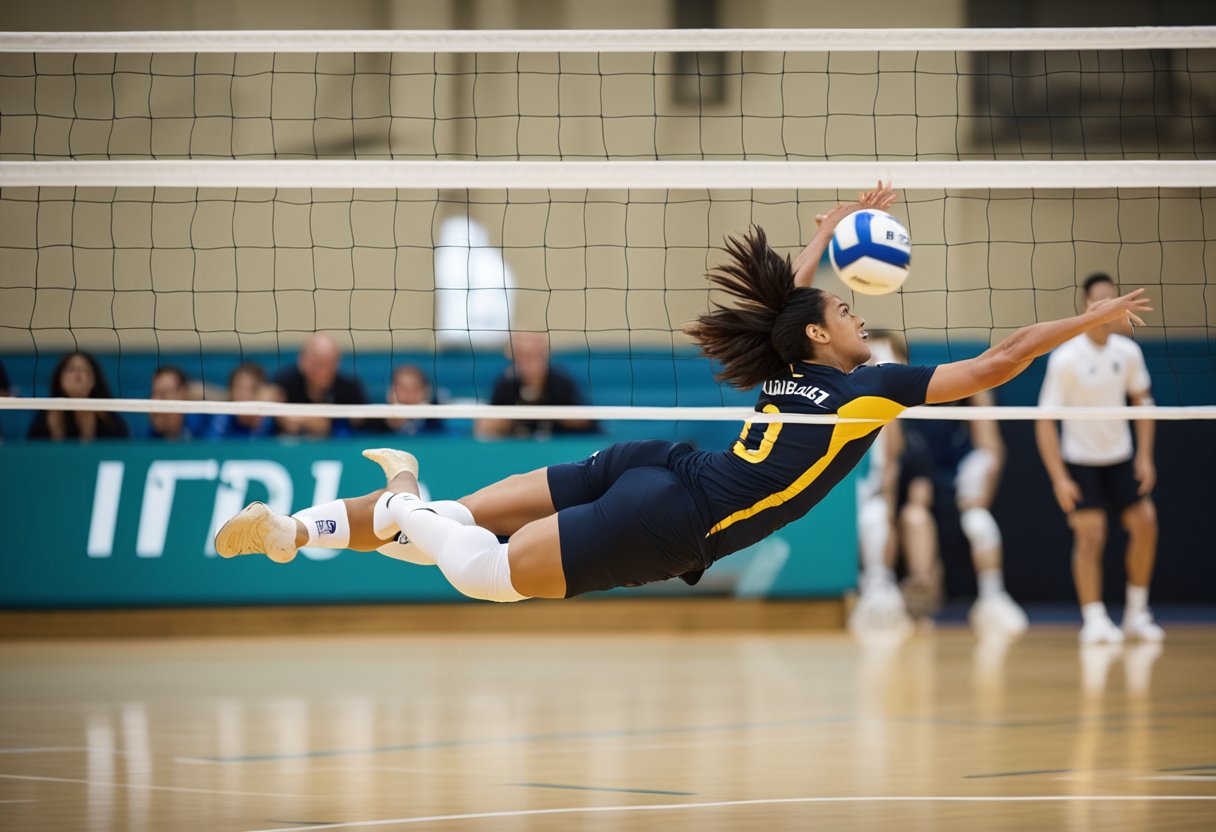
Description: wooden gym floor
1,627,1214,831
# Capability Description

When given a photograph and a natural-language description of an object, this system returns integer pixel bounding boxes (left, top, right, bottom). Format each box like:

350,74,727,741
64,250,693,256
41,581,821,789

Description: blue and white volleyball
828,209,912,296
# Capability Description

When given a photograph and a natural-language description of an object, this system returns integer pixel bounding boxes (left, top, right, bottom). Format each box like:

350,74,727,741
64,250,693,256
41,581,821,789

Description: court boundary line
0,773,309,799
243,794,1216,832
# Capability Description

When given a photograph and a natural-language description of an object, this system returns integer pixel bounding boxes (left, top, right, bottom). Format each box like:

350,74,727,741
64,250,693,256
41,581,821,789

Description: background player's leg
1121,497,1163,641
1070,508,1122,643
956,449,1027,636
899,477,942,625
459,469,556,537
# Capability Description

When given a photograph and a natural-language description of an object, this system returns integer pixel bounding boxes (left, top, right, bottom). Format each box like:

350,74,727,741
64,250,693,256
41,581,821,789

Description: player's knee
437,527,526,603
1071,513,1106,554
859,497,890,533
1124,498,1158,537
900,502,931,530
960,506,1001,552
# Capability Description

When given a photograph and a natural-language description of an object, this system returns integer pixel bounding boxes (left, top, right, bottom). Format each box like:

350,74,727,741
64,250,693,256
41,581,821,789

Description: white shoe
362,448,419,482
969,592,1029,637
1122,609,1165,642
849,581,912,635
214,502,300,564
1079,615,1125,645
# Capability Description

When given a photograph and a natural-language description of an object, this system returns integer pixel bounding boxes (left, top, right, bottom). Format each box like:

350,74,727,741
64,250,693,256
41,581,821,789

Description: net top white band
2,27,1215,53
1,398,1212,423
5,160,1216,191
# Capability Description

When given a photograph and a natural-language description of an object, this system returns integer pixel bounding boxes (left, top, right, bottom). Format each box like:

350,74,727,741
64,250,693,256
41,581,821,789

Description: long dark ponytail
685,226,829,390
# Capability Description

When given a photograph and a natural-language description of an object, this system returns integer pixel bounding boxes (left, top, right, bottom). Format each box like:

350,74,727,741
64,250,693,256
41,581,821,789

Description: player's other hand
1052,476,1082,513
815,180,897,228
1089,288,1153,328
1134,453,1156,496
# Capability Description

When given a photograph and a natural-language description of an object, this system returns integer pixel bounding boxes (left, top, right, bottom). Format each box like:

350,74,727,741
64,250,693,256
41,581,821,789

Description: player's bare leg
1120,497,1163,641
460,469,557,537
1070,508,1123,644
899,477,941,626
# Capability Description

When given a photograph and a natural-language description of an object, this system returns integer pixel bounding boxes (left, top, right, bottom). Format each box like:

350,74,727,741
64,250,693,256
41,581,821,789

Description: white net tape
2,27,1214,54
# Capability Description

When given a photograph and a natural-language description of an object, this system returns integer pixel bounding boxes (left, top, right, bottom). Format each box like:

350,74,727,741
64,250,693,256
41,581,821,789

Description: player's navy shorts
547,440,714,598
1067,460,1145,514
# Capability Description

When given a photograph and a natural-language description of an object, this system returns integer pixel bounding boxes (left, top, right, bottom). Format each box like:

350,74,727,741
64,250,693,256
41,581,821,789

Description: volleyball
828,209,912,295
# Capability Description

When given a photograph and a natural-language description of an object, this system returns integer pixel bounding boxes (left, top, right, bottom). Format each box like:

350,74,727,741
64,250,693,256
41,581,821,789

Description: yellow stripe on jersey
731,404,783,464
708,396,906,536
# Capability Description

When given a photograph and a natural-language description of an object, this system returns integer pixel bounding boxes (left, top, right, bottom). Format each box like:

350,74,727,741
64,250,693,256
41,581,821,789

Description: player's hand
1088,288,1153,328
815,180,897,228
1134,454,1156,496
1052,476,1082,513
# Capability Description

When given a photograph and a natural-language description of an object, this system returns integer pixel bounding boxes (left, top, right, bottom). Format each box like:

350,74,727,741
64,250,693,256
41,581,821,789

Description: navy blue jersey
672,361,936,561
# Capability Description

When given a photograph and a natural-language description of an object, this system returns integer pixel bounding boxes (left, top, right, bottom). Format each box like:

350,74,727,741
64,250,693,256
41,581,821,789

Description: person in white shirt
1035,273,1162,645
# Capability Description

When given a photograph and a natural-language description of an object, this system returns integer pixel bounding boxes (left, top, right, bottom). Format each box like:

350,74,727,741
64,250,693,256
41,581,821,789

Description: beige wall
1,0,1213,354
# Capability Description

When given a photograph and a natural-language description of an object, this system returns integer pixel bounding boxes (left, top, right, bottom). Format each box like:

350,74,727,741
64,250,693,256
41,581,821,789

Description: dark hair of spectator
392,364,430,387
1083,272,1115,296
228,362,266,388
153,365,188,388
50,351,113,399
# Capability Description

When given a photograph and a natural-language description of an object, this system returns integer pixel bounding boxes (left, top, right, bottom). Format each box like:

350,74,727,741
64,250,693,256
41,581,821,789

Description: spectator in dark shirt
273,333,367,438
366,364,445,437
206,362,276,439
476,332,596,439
27,351,129,441
147,365,205,441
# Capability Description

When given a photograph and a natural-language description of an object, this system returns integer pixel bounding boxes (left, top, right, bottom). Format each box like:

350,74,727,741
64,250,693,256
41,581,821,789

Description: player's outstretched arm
925,289,1152,404
793,181,896,288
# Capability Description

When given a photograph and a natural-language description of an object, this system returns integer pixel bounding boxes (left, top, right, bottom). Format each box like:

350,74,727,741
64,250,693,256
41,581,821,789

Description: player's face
822,296,871,367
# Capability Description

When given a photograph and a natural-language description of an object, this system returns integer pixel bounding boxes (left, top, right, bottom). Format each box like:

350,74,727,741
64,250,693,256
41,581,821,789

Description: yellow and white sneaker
214,502,300,564
361,448,420,483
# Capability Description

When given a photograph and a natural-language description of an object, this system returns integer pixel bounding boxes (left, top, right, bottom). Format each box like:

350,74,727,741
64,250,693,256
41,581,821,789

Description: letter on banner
136,460,220,557
87,461,125,558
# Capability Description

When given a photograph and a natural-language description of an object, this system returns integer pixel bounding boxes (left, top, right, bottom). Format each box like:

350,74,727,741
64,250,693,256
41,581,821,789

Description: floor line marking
241,794,1216,832
177,715,855,764
965,769,1072,779
0,772,308,799
511,782,696,796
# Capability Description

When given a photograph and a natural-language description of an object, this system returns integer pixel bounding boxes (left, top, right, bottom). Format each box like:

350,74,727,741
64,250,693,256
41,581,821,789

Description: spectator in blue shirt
206,362,276,440
148,366,206,441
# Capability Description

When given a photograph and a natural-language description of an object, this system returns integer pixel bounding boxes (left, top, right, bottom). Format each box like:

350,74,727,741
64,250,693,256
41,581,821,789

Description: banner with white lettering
1,439,857,607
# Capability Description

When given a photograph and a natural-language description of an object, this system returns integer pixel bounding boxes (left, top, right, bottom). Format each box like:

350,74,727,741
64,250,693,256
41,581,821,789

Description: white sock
291,500,350,549
1126,584,1149,619
373,493,474,539
1082,601,1109,626
390,499,526,603
977,569,1005,600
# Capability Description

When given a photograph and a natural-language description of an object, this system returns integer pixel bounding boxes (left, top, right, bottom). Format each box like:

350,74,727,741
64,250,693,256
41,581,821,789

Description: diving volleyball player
215,183,1153,605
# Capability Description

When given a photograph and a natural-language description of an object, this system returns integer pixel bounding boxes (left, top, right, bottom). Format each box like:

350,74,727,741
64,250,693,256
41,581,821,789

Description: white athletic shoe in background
1079,615,1125,645
214,501,300,564
1121,609,1165,642
968,592,1029,637
849,580,912,635
362,448,419,482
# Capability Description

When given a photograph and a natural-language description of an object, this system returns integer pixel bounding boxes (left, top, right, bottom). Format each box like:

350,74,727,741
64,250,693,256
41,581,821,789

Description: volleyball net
1,27,1214,430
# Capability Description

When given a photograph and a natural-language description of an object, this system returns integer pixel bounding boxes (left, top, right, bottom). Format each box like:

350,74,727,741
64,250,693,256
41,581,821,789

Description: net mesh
0,32,1214,432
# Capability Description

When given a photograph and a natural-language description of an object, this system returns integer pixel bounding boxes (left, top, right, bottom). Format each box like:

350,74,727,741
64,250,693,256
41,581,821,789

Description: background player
900,390,1028,636
1035,273,1162,644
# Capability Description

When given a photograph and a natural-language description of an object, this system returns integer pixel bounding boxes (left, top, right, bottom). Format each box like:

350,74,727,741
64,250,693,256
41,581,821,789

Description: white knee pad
436,526,526,603
857,496,890,571
955,448,996,506
375,534,436,567
960,506,1002,553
